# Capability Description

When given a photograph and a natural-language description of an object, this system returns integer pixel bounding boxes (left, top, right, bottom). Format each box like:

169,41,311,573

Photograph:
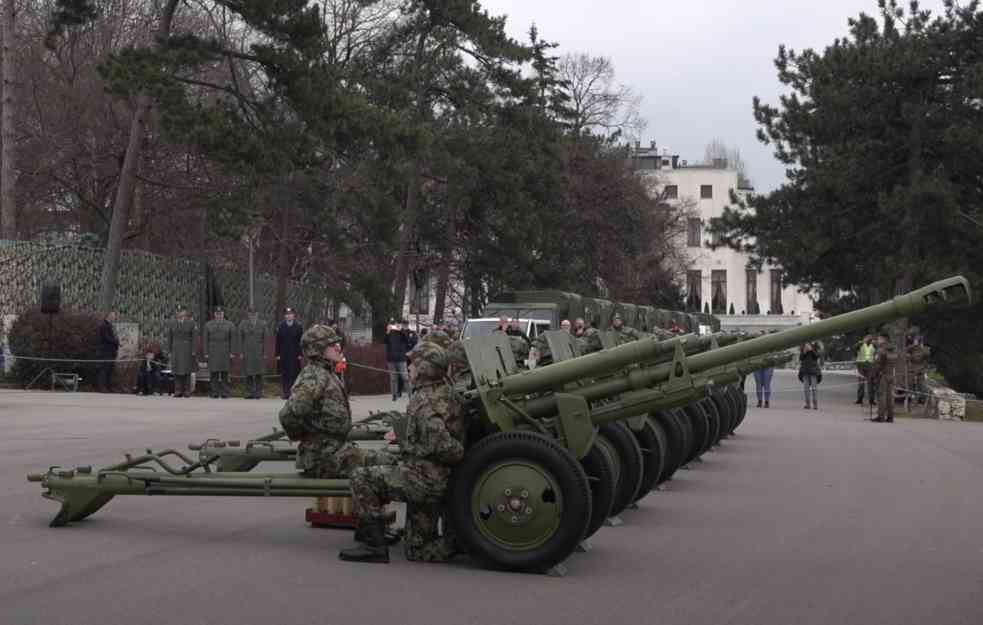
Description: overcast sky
480,0,947,193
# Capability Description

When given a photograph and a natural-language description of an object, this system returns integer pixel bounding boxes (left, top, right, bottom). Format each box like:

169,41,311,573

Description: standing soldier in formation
167,307,197,398
238,307,267,399
275,307,304,399
871,332,896,423
204,307,236,399
340,342,465,564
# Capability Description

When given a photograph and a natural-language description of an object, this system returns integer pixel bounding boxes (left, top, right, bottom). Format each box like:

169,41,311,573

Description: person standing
238,307,267,399
384,322,411,401
204,307,236,398
854,335,876,405
906,336,930,404
275,307,304,399
798,342,822,410
872,333,896,422
752,366,774,408
95,311,120,392
167,307,198,398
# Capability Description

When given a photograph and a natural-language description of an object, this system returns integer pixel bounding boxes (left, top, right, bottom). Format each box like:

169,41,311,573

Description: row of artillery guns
28,277,971,574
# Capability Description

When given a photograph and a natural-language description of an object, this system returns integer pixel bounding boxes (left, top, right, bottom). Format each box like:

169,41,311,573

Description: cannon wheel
448,431,592,572
597,423,643,517
682,404,710,463
726,385,746,432
709,391,733,441
672,408,695,466
581,442,616,538
655,410,686,481
631,417,667,503
701,398,722,448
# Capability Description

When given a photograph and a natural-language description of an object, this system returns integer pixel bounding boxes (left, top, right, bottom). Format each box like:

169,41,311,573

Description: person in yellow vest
854,334,877,406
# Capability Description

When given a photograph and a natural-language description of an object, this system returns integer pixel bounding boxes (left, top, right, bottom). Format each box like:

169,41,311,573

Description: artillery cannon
27,277,972,574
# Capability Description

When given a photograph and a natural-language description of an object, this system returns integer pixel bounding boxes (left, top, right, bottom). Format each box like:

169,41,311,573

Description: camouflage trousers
297,437,397,478
350,463,457,562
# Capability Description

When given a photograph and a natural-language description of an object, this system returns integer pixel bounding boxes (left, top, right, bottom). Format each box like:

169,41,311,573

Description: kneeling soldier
278,325,392,478
340,342,465,564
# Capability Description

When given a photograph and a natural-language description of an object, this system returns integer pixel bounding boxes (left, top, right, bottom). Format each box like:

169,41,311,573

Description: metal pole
248,238,255,309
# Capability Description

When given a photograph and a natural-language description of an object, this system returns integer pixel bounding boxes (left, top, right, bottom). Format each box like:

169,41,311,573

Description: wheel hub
471,461,563,550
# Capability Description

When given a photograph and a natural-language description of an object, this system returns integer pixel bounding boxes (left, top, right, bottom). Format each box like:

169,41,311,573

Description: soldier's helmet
301,324,342,360
424,329,452,350
408,341,448,381
447,340,469,371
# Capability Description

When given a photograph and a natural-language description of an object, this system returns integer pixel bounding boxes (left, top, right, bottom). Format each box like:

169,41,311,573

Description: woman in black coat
798,342,822,410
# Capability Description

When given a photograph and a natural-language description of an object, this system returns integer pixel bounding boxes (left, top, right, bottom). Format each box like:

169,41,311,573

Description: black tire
631,417,667,503
580,441,616,539
682,403,710,462
701,397,722,447
709,391,733,440
652,410,684,483
727,384,747,431
448,431,592,572
597,423,644,517
672,408,695,467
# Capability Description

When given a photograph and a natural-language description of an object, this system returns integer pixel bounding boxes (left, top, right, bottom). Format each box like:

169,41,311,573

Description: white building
630,142,815,330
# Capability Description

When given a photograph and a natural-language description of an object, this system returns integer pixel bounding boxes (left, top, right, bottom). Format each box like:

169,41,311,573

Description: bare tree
704,139,752,189
1,0,17,239
558,52,646,141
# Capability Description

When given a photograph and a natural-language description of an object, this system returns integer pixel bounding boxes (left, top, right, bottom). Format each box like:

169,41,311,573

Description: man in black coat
95,311,120,392
275,307,304,399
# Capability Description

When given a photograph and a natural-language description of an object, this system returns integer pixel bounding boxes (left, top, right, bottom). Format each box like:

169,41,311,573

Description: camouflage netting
0,241,328,344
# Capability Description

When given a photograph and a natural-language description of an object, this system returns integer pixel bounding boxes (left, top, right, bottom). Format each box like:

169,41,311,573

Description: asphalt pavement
1,371,981,625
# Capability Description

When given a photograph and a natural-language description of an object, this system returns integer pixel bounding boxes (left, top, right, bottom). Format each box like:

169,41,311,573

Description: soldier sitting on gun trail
340,342,465,564
278,325,394,479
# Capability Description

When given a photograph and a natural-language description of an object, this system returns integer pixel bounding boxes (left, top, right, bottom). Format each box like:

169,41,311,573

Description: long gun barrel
506,276,970,420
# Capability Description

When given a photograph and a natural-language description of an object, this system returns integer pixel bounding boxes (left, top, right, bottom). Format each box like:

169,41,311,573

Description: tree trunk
98,0,180,311
432,201,457,324
274,183,290,320
391,164,420,319
1,0,17,240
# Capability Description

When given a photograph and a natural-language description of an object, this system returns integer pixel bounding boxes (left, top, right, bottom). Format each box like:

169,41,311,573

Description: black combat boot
353,522,402,546
340,519,389,563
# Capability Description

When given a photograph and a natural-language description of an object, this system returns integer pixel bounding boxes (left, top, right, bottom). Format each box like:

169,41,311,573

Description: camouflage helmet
424,329,452,350
408,341,449,381
301,324,342,360
447,340,469,371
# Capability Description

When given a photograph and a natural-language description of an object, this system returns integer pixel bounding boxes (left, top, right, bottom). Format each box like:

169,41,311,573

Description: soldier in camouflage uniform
611,312,641,345
423,329,452,350
278,325,394,478
340,342,466,564
579,327,604,354
871,333,896,423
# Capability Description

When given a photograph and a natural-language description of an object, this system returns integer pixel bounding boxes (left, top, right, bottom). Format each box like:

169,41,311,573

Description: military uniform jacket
238,319,267,376
167,319,198,375
204,319,236,373
278,362,352,449
872,345,897,382
398,380,465,486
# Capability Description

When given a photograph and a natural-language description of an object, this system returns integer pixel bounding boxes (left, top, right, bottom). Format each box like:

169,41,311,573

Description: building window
700,184,713,199
770,270,783,314
409,269,430,315
711,270,727,314
746,269,758,314
686,270,702,312
663,185,678,200
687,218,702,247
